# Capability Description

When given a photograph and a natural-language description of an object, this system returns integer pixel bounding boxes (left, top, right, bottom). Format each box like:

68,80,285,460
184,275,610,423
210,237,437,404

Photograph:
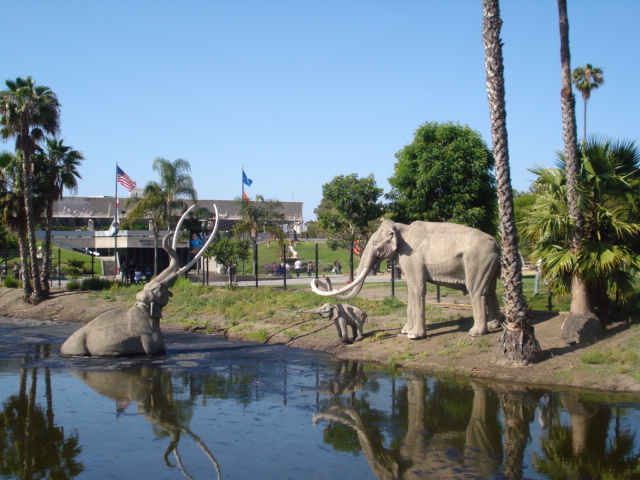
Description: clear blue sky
3,1,639,221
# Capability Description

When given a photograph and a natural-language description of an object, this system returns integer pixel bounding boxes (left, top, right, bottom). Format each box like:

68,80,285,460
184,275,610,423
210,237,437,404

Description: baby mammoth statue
301,303,367,343
60,205,218,357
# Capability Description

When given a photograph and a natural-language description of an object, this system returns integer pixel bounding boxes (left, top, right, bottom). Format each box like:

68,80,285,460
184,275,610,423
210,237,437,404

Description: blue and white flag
242,170,253,187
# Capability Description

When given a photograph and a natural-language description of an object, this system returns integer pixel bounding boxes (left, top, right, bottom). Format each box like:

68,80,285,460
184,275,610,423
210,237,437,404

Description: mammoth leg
354,312,367,341
404,281,426,340
486,275,501,330
468,257,500,337
469,293,489,336
334,317,350,343
350,321,364,342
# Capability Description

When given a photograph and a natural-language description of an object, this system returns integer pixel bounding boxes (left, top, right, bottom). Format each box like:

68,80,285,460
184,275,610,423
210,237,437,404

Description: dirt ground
1,285,639,394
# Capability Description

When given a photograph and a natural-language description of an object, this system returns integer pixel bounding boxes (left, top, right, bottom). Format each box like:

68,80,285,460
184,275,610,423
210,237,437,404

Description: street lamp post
200,219,207,284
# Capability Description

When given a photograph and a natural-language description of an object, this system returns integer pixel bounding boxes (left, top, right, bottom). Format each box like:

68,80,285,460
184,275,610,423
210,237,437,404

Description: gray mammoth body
60,205,219,357
311,219,501,340
302,303,367,343
60,304,166,356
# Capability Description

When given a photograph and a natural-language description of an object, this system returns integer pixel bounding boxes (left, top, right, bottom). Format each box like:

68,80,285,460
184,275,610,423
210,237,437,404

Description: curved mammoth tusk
175,204,219,277
153,233,181,284
153,205,198,285
172,205,197,251
310,266,369,297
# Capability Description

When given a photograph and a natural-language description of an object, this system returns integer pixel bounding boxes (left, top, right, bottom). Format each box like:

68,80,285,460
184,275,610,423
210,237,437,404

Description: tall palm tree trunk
19,146,45,304
41,198,55,295
17,232,33,302
482,0,540,365
582,97,588,141
557,0,593,317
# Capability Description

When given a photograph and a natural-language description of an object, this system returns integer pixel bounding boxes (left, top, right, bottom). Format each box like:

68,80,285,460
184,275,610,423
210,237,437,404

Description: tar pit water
1,318,639,480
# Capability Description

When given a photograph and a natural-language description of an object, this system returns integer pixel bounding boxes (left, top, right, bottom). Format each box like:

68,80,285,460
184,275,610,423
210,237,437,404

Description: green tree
387,121,497,235
0,153,18,251
233,194,285,276
316,173,385,244
558,0,594,319
0,152,46,299
482,0,540,365
572,64,604,141
147,157,198,231
521,137,640,314
205,234,250,285
513,189,538,260
316,174,385,279
33,138,83,293
0,77,60,304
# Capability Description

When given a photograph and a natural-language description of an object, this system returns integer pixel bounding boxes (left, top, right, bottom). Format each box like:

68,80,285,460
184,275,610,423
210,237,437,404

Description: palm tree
124,183,167,275
33,138,83,293
0,77,60,304
522,137,640,315
148,157,197,231
572,64,604,141
0,152,34,300
233,194,285,277
558,0,595,319
482,0,541,365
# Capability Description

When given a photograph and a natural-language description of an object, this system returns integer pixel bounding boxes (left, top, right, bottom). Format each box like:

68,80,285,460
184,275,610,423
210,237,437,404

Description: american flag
116,165,137,192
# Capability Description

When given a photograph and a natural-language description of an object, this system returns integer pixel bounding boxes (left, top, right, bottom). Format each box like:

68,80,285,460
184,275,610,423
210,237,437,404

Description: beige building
45,196,304,276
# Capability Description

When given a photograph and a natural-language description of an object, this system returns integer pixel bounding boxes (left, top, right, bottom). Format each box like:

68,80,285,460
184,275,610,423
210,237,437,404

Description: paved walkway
49,271,404,289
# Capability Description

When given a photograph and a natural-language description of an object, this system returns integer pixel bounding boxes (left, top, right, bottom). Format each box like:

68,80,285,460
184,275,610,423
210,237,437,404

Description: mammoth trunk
310,243,376,300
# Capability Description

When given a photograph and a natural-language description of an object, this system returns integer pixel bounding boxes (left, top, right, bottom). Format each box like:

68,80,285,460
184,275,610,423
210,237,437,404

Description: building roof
53,197,304,223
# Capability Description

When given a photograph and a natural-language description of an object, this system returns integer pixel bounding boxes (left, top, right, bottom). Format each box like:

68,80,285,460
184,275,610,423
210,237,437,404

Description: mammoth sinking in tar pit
60,205,219,357
301,302,367,344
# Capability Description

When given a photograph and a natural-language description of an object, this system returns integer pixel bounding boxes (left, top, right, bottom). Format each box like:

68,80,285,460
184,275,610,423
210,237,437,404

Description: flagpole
114,163,118,279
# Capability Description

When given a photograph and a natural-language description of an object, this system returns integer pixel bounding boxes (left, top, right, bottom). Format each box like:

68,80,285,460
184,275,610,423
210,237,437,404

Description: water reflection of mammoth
317,361,368,396
313,376,504,480
73,367,221,478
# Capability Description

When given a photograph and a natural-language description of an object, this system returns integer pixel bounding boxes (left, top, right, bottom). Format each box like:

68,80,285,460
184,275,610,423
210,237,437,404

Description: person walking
294,259,302,277
307,261,314,277
333,259,342,275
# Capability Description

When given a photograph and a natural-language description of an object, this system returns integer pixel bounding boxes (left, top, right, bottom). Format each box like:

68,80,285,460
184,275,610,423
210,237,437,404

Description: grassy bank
80,277,640,382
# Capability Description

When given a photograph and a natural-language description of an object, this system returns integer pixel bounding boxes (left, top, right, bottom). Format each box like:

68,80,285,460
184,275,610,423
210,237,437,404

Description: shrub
65,259,85,278
82,277,113,291
66,280,82,291
327,239,339,251
3,277,19,288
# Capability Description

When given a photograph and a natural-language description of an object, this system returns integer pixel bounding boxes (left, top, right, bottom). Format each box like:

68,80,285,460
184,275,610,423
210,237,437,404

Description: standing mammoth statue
311,219,501,340
301,303,367,343
60,205,219,356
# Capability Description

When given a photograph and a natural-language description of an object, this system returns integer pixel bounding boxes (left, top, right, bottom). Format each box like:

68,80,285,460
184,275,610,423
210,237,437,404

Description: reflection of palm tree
534,392,639,478
0,367,83,479
496,385,541,480
74,366,221,480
